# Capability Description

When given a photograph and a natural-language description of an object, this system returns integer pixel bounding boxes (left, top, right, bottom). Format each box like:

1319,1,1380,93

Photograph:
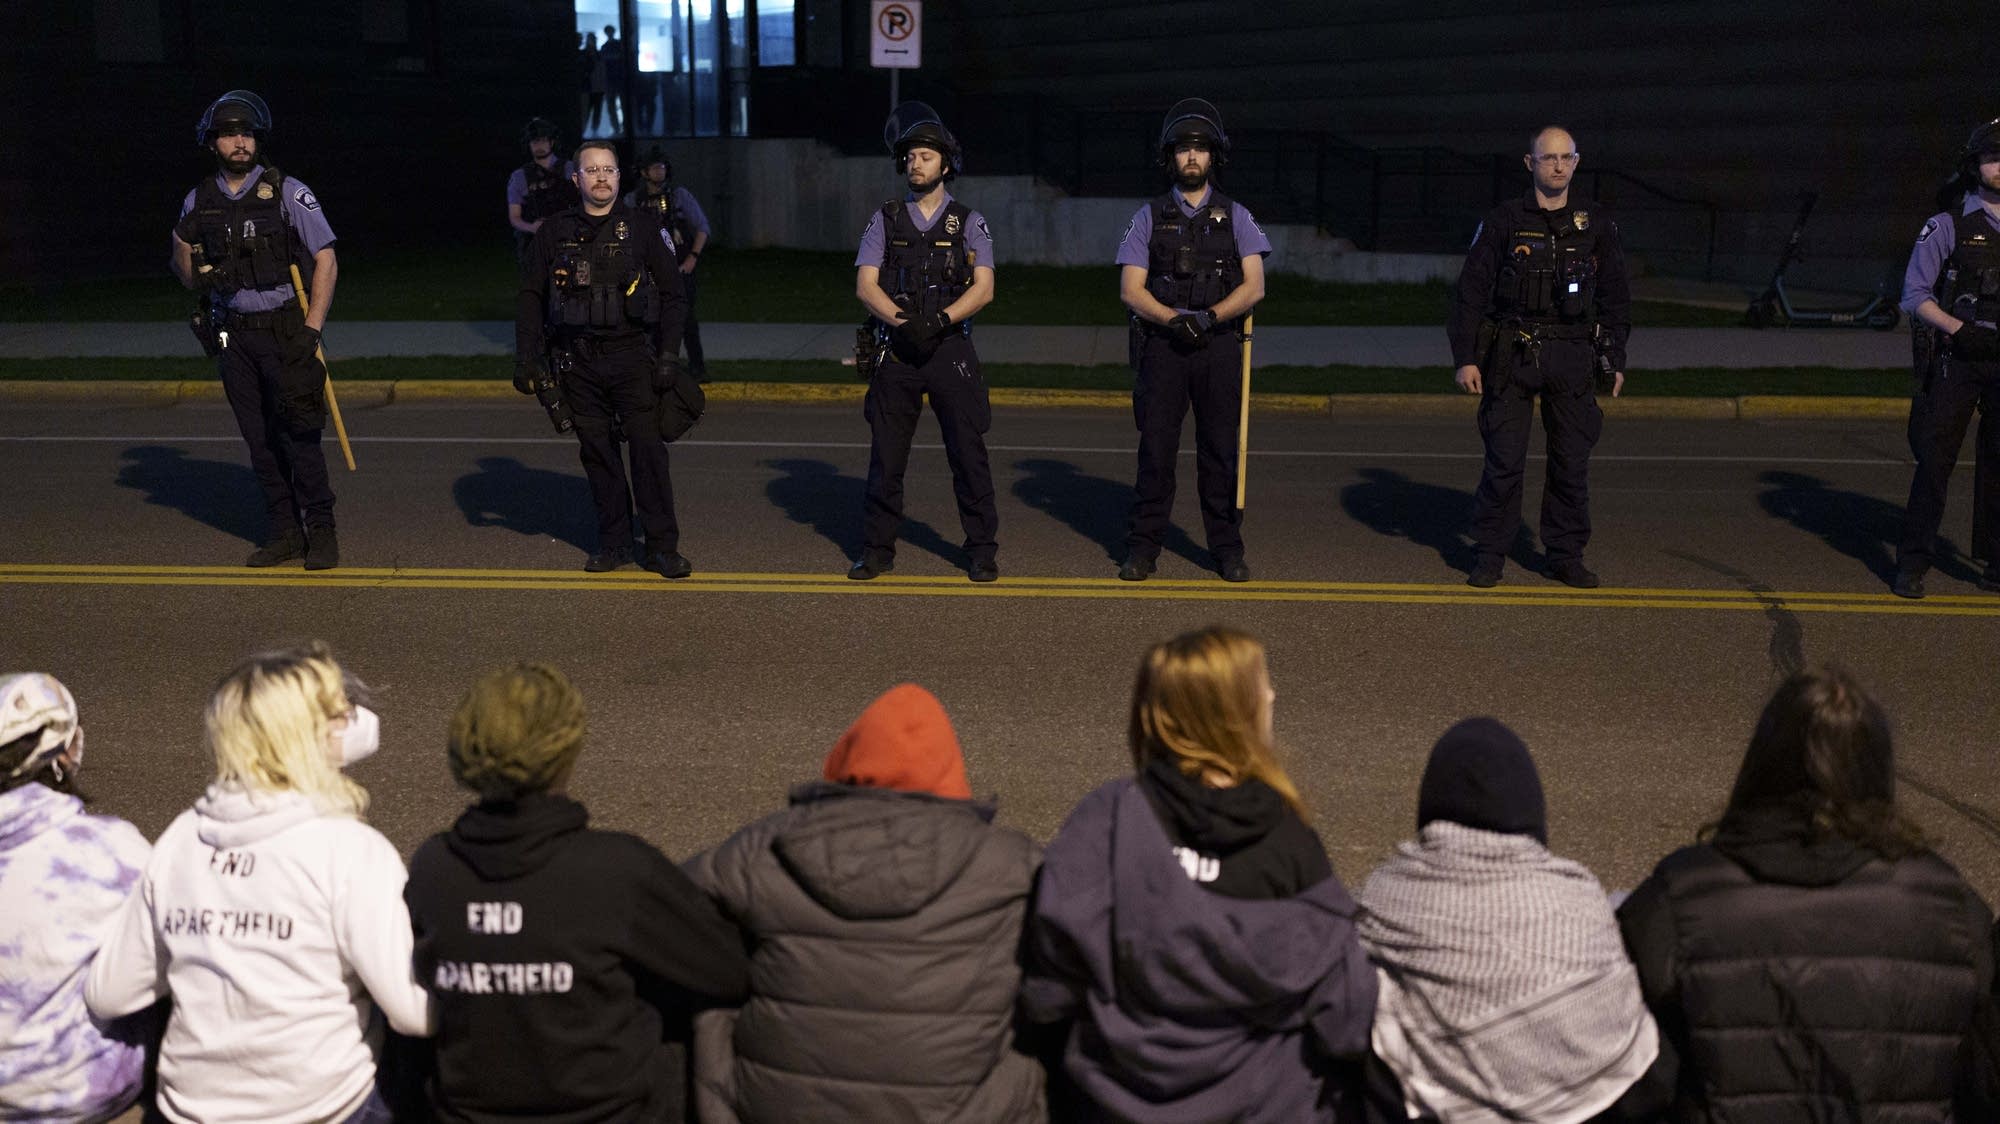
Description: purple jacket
1020,777,1377,1124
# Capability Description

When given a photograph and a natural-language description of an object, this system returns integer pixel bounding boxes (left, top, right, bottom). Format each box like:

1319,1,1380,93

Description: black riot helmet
522,117,561,147
1961,118,2000,177
196,90,271,147
1157,98,1230,166
884,101,962,179
639,145,672,178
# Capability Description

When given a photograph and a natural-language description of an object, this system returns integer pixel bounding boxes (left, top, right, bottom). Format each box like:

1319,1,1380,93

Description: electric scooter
1744,191,1901,330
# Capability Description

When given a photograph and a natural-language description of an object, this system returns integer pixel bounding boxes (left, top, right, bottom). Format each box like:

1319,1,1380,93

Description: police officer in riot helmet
514,140,694,577
1114,98,1271,583
1448,125,1631,589
1890,118,2000,598
508,117,580,261
626,147,711,381
848,101,1000,582
174,90,344,570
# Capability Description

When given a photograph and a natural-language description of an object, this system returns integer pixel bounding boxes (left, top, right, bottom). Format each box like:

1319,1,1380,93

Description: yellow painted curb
0,381,182,402
702,381,866,404
1605,396,1739,419
1738,395,1908,418
390,379,523,401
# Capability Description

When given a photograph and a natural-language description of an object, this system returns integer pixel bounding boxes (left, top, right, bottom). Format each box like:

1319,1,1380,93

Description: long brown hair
1127,626,1304,816
1722,664,1926,858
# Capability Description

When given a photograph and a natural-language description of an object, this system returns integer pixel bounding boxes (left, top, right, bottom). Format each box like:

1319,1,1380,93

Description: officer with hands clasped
174,90,342,571
626,147,711,381
1448,125,1630,590
507,117,580,261
515,139,694,578
1116,98,1270,584
849,102,1000,583
1892,118,2000,598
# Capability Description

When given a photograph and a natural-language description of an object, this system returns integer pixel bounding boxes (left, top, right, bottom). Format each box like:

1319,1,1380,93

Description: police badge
944,212,961,235
614,220,629,240
1572,210,1590,231
255,182,275,200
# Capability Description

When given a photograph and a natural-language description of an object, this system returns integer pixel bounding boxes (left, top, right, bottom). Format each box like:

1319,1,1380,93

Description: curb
0,379,1911,420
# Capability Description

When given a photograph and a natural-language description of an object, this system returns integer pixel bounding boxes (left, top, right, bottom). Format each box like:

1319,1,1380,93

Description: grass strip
0,247,1743,327
0,357,1910,398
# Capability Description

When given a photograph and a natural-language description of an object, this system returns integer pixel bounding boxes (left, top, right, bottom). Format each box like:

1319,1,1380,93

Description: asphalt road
3,399,1995,902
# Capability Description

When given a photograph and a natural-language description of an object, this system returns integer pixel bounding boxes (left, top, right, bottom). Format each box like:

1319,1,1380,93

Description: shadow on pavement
762,458,958,567
115,445,263,544
1338,467,1526,574
1756,469,1977,585
453,456,597,552
1012,458,1204,569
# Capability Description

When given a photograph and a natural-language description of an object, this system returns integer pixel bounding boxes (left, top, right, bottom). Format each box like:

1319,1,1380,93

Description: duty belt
216,306,301,331
1505,321,1592,340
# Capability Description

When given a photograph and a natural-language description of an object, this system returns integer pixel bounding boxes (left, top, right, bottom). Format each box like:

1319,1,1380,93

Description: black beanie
1416,717,1548,844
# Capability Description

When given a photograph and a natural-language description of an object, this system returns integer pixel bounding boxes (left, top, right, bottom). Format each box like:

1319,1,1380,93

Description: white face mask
337,705,381,767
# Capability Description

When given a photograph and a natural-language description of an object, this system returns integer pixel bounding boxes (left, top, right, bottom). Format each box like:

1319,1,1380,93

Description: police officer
1115,99,1271,583
174,90,342,570
626,147,710,381
1448,125,1630,589
1891,119,2000,598
849,102,1000,582
515,140,692,577
507,117,579,261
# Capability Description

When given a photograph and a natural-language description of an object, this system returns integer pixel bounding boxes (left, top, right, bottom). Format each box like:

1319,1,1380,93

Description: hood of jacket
193,782,325,849
1711,797,1880,888
1139,758,1287,853
443,791,590,882
0,781,82,852
773,781,996,921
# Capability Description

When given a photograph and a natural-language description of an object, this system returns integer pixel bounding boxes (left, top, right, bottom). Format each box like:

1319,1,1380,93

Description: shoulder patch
973,215,990,240
293,186,320,212
1915,218,1938,245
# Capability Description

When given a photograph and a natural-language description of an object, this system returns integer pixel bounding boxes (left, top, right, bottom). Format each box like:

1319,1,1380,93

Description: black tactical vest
1941,211,2000,326
175,168,311,296
546,209,660,333
1145,190,1244,311
1494,203,1601,323
877,199,973,320
635,184,695,262
520,160,581,224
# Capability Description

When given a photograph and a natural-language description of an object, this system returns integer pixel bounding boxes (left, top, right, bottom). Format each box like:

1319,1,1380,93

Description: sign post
869,0,921,112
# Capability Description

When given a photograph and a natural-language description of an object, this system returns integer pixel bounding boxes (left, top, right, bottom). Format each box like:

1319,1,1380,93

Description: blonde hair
1128,625,1305,816
205,641,367,818
448,663,586,801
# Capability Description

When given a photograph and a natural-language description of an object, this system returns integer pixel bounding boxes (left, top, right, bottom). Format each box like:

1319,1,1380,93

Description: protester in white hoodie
85,642,433,1124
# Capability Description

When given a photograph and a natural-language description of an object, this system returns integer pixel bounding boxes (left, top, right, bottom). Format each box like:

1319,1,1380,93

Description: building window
756,0,795,66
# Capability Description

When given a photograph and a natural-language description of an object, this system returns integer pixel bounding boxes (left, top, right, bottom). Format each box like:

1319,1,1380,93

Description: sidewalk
0,321,1914,369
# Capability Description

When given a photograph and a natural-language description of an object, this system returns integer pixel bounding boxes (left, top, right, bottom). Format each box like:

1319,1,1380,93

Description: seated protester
1610,665,1997,1122
0,673,152,1123
405,663,750,1124
686,683,1043,1124
1355,717,1656,1124
1020,626,1377,1124
85,643,433,1124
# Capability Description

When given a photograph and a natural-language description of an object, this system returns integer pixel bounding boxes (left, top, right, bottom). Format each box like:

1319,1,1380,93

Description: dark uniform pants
680,268,706,378
218,316,335,535
566,335,678,554
861,332,997,566
1127,331,1245,563
1470,337,1603,564
1898,358,2000,572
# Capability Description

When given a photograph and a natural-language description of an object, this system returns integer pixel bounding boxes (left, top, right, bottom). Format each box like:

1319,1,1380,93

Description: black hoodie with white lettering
405,793,749,1124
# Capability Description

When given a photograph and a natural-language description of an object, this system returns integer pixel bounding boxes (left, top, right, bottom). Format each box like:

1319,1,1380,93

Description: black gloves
281,324,322,367
514,357,545,395
1953,322,2000,362
652,352,686,394
893,310,952,350
1167,309,1216,348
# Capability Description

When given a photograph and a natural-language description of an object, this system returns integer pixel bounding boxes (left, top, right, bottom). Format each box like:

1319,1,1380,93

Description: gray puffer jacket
686,782,1045,1124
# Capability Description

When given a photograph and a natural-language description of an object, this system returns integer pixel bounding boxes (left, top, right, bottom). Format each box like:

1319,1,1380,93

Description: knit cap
448,664,586,800
822,683,972,800
1416,716,1548,843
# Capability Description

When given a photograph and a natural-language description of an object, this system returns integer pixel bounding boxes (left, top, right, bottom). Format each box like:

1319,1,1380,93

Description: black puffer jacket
1613,800,1996,1123
684,783,1044,1123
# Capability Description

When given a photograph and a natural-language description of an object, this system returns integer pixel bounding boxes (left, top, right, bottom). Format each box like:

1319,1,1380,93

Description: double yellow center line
1,564,1994,616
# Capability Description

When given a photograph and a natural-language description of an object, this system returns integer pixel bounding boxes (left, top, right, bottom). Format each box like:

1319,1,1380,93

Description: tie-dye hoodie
0,782,150,1122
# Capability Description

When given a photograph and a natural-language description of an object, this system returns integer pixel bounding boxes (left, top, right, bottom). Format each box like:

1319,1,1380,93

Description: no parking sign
870,0,921,69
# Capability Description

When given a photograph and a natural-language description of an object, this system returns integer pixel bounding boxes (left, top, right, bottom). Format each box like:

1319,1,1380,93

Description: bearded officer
1115,98,1271,583
515,140,692,577
1891,118,2000,598
507,117,579,261
1447,125,1630,589
848,102,1000,583
173,90,342,570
